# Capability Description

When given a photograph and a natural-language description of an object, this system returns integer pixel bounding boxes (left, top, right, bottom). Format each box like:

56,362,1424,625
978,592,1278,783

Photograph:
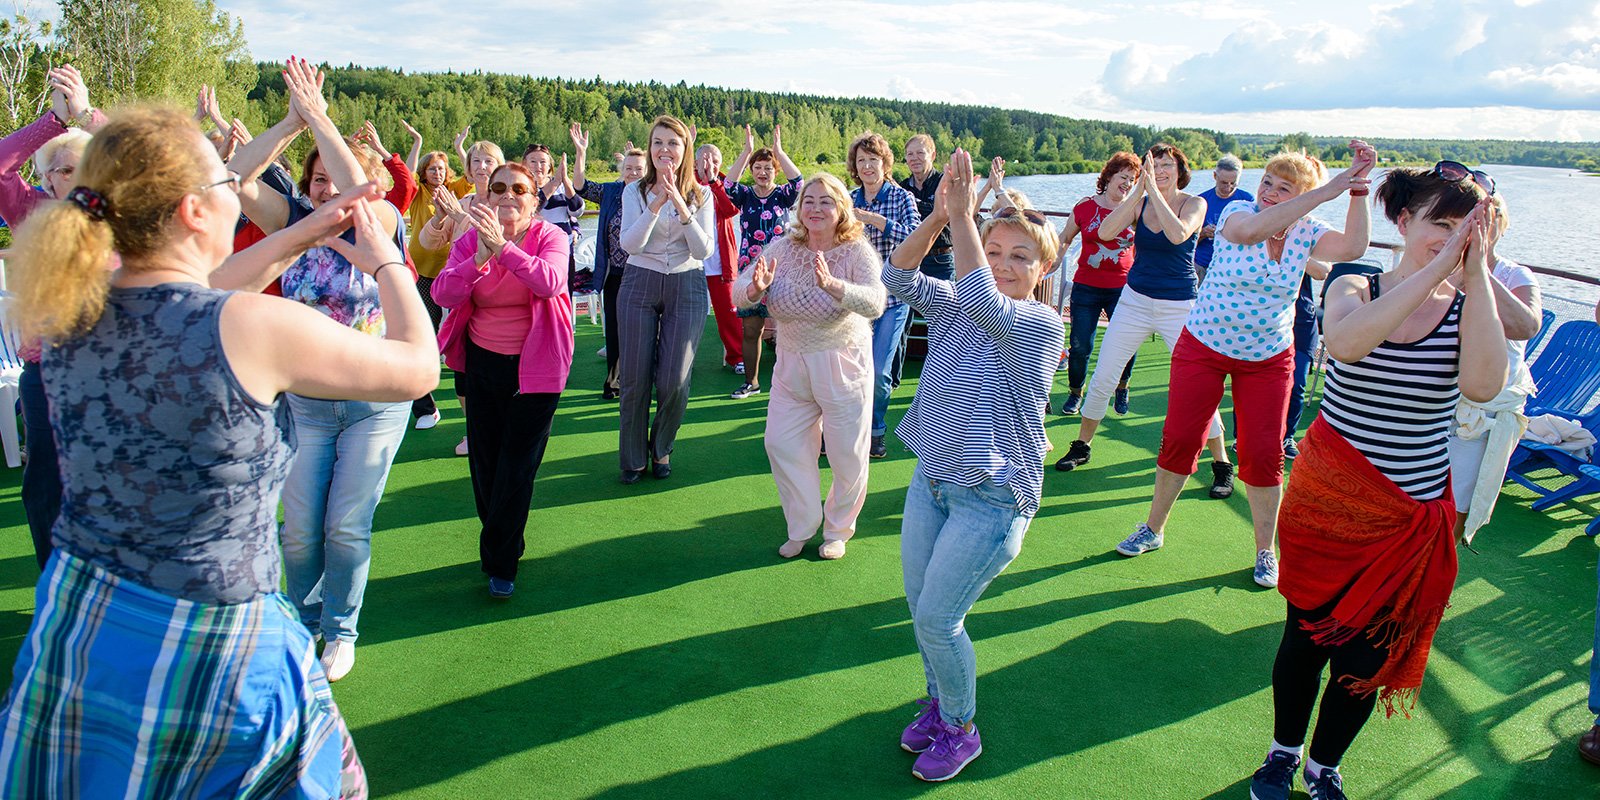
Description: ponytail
10,201,114,340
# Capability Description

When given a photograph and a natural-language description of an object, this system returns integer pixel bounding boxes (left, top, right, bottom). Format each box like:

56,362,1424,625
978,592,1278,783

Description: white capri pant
1082,285,1223,439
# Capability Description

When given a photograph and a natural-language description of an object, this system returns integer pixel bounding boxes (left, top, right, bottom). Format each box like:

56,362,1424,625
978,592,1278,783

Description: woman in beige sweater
737,173,887,560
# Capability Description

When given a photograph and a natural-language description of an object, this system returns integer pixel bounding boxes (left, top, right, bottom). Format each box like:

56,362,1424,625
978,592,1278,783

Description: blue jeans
1591,553,1600,724
19,362,59,570
901,464,1031,726
1066,283,1134,392
280,396,409,643
871,303,912,437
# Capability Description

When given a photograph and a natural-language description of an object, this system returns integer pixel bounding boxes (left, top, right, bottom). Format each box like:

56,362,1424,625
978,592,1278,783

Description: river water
1007,164,1600,311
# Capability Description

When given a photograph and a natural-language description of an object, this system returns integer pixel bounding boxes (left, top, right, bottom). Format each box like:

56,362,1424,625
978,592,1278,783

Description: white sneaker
734,361,746,375
415,409,441,430
818,540,847,560
321,640,355,682
1254,549,1280,588
455,436,469,457
597,346,607,358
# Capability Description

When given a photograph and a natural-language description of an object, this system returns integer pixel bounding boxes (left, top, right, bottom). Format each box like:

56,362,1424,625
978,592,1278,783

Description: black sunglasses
489,182,534,197
1433,160,1495,196
993,206,1048,226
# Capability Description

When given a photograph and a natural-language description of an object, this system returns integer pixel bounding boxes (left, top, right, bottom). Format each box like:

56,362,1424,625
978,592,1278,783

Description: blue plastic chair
1506,402,1600,513
1524,308,1558,358
1577,464,1600,537
1524,320,1600,417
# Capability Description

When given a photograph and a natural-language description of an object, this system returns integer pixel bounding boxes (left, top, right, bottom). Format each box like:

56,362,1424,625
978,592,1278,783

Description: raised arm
725,125,755,185
1456,214,1509,402
400,119,423,174
212,183,383,292
1098,170,1147,241
227,106,306,235
221,198,438,404
771,124,803,181
453,124,471,176
284,58,398,238
1324,201,1487,365
890,178,950,272
1139,165,1203,244
570,122,592,194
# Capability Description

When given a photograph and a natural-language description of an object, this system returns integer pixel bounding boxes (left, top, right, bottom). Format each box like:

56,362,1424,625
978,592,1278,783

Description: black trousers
411,275,442,419
20,362,58,569
602,268,623,391
1271,597,1390,766
463,337,560,581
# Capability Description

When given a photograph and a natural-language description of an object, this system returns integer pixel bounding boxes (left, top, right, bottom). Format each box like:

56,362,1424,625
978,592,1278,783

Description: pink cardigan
432,220,575,394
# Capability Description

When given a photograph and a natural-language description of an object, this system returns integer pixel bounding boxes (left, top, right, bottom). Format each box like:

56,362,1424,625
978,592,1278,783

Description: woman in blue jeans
225,58,412,682
880,149,1063,783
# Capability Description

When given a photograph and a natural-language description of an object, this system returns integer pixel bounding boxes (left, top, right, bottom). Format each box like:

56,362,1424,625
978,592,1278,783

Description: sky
88,0,1600,141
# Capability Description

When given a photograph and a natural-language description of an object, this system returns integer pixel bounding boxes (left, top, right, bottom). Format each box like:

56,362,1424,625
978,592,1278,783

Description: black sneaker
1283,436,1300,459
870,435,887,459
1054,440,1092,471
1113,387,1131,415
1248,750,1300,800
1305,768,1347,800
1059,392,1083,415
1209,461,1236,499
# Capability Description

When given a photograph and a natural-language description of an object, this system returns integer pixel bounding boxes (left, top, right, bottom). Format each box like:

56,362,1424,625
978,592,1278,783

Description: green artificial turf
0,318,1597,799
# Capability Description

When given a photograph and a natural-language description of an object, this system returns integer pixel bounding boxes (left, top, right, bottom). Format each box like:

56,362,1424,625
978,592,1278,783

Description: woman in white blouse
616,115,716,484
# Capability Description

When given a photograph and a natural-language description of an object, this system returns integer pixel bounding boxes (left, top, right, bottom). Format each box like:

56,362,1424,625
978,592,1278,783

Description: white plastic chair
0,293,26,468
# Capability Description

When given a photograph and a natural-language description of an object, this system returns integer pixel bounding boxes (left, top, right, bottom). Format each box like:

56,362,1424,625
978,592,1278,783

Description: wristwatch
59,106,95,128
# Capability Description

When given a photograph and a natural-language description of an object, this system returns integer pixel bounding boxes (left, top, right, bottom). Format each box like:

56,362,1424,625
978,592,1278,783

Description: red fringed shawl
1278,417,1459,717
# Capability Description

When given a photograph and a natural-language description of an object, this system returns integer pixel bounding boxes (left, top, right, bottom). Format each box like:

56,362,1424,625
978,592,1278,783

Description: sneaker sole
1054,460,1088,472
1115,543,1159,557
1254,575,1279,589
900,741,932,754
912,745,982,782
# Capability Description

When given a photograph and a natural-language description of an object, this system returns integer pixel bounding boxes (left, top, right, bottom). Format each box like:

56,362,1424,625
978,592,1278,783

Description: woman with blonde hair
1116,143,1377,591
736,173,885,559
882,149,1064,782
616,115,715,483
0,103,437,797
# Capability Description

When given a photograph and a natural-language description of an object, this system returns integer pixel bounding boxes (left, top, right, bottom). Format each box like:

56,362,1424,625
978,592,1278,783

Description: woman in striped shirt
882,149,1064,783
1248,169,1505,800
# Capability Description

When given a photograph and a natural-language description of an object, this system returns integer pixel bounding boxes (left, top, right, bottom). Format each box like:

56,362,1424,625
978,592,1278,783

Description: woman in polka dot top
1112,141,1378,589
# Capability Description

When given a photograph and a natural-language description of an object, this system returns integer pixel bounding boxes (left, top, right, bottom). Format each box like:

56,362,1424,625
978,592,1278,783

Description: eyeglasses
490,182,534,197
993,206,1048,226
48,165,76,178
198,171,241,194
1433,160,1495,196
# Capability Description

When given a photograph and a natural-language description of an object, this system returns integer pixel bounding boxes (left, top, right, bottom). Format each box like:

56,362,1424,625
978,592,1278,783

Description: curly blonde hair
1264,150,1328,194
785,173,865,246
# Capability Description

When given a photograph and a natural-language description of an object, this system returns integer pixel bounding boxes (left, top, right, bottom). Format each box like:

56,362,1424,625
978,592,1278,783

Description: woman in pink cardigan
432,162,575,599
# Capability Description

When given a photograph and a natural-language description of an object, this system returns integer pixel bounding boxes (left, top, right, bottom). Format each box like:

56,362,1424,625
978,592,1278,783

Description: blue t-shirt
1195,187,1255,267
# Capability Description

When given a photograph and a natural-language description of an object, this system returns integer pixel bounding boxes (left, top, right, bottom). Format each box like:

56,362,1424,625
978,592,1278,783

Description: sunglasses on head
993,206,1048,226
1432,160,1495,196
490,182,533,197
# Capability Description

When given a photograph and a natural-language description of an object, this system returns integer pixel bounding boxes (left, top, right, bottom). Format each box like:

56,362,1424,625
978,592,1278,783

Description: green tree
56,0,251,111
979,111,1026,162
0,5,58,134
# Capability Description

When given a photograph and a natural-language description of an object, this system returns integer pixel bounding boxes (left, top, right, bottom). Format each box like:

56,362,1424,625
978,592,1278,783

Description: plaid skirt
0,551,367,798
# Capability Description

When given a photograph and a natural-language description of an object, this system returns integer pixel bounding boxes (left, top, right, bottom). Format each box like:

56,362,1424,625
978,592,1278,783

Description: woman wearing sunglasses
1247,170,1504,800
1117,143,1376,589
225,57,415,683
432,163,573,599
1055,143,1234,498
881,150,1063,783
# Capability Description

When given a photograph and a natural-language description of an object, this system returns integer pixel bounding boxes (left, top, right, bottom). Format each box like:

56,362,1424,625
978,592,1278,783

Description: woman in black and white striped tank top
1319,274,1464,500
1247,166,1507,800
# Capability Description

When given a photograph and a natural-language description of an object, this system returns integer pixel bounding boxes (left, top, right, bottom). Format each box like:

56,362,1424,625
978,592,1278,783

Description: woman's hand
1461,203,1491,285
400,119,421,145
944,149,976,219
283,56,330,124
813,251,844,299
985,156,1006,192
1424,199,1486,281
432,185,465,220
47,65,91,126
453,124,471,151
1139,153,1159,194
772,123,784,153
468,203,508,254
742,123,756,155
747,255,774,301
357,120,389,158
321,197,406,277
288,182,383,248
570,122,589,156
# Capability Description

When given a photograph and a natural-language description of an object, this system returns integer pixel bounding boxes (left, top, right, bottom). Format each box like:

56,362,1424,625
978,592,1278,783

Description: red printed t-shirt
1071,197,1135,290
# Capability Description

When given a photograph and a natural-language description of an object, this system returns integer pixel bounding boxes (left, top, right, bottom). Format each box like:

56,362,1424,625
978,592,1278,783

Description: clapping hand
468,203,508,254
48,65,90,127
321,197,406,278
292,182,383,249
772,123,784,153
944,149,976,219
432,184,465,220
742,124,756,155
1425,198,1487,279
282,56,329,123
747,255,774,301
570,122,589,155
356,120,389,158
813,251,843,299
985,156,1006,191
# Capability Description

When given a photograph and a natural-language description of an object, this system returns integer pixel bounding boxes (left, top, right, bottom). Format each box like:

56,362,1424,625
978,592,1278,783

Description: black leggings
1271,598,1391,767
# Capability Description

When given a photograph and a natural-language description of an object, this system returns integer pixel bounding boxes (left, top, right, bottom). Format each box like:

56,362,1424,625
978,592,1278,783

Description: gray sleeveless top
43,284,295,604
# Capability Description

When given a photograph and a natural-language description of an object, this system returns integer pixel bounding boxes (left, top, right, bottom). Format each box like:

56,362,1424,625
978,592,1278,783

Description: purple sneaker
911,719,982,782
900,698,941,753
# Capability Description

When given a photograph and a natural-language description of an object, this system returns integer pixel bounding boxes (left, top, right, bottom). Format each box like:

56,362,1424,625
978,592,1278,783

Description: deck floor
0,320,1597,799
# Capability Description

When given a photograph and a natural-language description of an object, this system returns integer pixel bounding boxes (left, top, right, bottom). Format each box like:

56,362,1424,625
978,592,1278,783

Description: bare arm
212,184,384,292
1456,221,1509,402
1054,206,1083,273
771,124,803,181
1097,179,1145,242
401,119,423,174
726,124,755,184
890,183,950,271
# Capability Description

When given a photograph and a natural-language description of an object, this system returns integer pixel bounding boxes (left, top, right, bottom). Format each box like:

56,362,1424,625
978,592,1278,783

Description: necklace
1269,229,1288,242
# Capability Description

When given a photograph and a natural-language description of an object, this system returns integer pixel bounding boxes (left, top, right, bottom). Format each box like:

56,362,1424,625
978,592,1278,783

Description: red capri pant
1157,328,1295,488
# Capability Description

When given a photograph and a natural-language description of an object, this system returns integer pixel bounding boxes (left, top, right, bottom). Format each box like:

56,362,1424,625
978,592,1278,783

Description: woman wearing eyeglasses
432,163,573,599
2,104,439,798
616,115,715,484
1117,143,1376,590
224,57,414,682
881,150,1064,783
1247,170,1504,800
1055,143,1235,498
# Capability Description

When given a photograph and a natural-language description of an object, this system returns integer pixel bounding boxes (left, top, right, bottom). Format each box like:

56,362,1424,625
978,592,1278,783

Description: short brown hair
298,137,391,196
846,132,894,186
1146,142,1191,189
1376,167,1486,224
1096,151,1141,194
751,147,776,166
521,143,552,161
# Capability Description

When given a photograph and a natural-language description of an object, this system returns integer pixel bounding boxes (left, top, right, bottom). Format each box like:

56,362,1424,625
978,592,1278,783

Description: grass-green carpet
0,318,1596,799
